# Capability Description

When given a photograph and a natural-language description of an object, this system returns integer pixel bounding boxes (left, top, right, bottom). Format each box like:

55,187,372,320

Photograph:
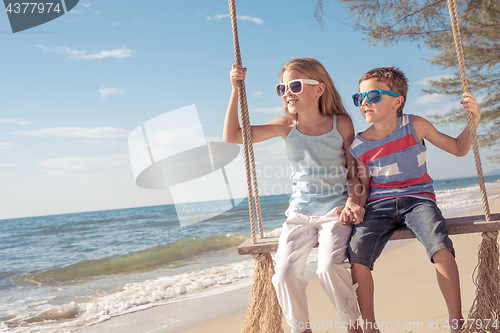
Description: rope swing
446,0,500,331
229,0,500,331
227,0,284,331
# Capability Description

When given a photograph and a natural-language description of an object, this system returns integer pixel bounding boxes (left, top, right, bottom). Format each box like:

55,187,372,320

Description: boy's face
358,79,401,124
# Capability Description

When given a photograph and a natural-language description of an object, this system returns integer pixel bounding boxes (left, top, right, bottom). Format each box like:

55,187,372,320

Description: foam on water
2,259,257,332
436,181,500,217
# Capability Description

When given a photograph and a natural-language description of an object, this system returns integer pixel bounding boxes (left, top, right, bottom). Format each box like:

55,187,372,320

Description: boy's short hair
360,66,408,117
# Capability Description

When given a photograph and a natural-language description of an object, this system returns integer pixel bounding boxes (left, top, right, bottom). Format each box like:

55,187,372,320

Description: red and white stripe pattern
349,115,435,205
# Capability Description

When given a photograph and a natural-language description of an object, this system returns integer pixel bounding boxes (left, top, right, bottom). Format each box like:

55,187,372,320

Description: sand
77,188,500,333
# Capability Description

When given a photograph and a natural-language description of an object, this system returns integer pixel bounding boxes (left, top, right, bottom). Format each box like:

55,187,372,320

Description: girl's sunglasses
352,89,404,107
275,79,320,97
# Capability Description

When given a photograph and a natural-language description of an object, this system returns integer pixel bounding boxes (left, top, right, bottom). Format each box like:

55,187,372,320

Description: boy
348,67,481,333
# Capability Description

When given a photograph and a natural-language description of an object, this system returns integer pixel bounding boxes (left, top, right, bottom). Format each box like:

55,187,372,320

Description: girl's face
281,69,321,115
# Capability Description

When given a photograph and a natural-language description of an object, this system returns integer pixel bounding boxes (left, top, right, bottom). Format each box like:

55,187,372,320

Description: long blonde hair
280,58,348,121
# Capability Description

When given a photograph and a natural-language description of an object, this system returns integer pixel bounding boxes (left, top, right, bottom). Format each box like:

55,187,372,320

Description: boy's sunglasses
352,89,404,107
276,79,320,97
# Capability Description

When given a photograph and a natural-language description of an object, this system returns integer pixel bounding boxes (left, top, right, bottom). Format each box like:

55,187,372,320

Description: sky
1,0,497,220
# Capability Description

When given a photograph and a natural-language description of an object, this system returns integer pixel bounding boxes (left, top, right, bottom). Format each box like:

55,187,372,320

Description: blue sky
1,0,496,219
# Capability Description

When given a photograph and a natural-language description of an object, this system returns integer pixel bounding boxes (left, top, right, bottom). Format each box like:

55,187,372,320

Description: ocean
1,175,499,332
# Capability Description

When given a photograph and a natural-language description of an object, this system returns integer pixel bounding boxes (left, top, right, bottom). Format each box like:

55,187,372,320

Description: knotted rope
228,0,263,244
446,0,500,331
228,0,284,332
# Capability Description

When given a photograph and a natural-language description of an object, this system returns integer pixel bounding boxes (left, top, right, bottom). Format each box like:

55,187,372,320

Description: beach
1,178,499,333
77,188,500,333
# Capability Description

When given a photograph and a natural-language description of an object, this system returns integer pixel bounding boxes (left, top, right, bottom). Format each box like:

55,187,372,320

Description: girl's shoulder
335,113,355,139
268,115,293,125
266,115,294,139
336,113,352,126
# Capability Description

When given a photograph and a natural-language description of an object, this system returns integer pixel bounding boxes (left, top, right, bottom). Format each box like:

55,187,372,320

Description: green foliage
316,0,500,161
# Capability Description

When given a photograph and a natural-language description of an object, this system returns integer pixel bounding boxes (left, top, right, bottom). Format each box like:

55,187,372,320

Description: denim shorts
348,196,454,270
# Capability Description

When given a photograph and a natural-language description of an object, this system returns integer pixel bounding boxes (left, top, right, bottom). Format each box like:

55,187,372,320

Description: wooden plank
238,213,500,255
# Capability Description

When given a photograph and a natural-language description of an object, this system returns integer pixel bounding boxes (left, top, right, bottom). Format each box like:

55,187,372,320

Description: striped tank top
286,115,348,213
349,114,435,205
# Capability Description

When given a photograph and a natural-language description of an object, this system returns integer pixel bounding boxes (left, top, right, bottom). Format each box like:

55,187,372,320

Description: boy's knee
351,263,371,274
350,264,372,286
431,248,454,262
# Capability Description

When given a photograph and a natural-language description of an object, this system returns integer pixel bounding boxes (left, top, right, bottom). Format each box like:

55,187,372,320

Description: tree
315,0,500,161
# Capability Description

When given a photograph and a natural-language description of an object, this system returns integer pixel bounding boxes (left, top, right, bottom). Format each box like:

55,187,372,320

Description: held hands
337,197,365,225
230,64,247,89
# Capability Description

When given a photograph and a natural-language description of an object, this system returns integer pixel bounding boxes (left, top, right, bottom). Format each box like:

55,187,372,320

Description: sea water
1,175,499,332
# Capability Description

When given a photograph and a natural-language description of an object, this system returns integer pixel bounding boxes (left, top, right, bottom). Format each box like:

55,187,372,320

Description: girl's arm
223,64,289,144
413,93,481,156
337,114,365,224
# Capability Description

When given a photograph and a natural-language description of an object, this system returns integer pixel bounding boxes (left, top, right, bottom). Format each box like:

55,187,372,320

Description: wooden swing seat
238,212,500,255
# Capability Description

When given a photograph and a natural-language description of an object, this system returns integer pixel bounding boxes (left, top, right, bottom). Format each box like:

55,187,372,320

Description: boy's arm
356,162,371,209
414,92,481,157
337,115,365,224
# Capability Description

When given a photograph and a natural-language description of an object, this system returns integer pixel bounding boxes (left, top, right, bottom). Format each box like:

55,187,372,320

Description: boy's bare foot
301,329,312,333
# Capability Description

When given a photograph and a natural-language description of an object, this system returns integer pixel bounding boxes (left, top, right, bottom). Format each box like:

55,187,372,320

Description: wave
12,233,249,285
436,181,500,215
2,260,258,332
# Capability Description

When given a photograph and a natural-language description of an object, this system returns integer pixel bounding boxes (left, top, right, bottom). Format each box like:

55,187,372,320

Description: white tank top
285,115,348,213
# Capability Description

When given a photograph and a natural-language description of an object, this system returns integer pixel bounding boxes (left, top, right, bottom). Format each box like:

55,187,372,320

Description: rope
446,1,500,331
228,0,264,242
446,0,491,223
227,3,284,332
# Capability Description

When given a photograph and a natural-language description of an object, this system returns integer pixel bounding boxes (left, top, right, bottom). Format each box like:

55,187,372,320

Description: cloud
36,45,135,60
418,101,457,117
0,142,14,149
0,118,32,125
250,106,283,114
39,155,128,178
0,164,16,167
415,75,454,86
252,91,264,98
14,127,130,138
207,14,264,25
69,2,100,15
413,93,448,105
99,87,124,98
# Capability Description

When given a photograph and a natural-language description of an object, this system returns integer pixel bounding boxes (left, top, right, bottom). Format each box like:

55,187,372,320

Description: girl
224,58,363,333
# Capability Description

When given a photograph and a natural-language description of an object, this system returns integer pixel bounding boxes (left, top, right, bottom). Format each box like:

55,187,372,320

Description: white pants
272,207,360,333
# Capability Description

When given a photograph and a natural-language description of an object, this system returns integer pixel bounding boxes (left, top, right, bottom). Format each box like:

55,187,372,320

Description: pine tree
316,0,500,161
